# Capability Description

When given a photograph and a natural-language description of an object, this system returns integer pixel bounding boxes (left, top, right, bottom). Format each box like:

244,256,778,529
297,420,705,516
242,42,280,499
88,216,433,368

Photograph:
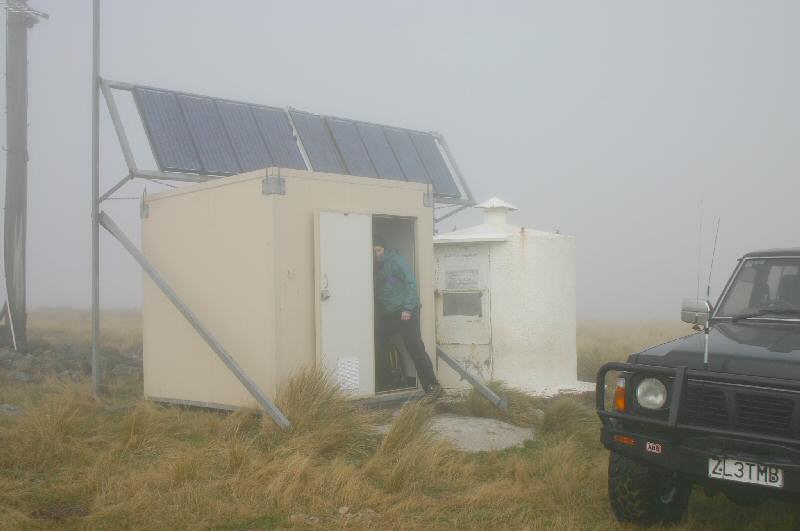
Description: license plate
708,457,783,488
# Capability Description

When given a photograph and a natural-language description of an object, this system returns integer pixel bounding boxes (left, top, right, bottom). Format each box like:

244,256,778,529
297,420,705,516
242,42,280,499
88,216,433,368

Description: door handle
321,274,331,300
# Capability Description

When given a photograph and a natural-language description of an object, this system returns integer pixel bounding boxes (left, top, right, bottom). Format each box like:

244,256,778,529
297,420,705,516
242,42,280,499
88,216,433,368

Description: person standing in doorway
373,235,442,397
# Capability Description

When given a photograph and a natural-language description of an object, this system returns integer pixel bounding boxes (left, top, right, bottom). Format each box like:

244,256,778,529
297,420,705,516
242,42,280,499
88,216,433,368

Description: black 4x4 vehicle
597,249,800,525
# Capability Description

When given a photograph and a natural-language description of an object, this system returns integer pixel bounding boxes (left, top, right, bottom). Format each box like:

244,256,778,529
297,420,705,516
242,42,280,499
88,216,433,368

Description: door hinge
263,175,286,196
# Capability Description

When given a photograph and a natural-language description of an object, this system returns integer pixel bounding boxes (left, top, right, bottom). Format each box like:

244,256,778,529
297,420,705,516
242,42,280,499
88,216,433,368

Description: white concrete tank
434,198,577,394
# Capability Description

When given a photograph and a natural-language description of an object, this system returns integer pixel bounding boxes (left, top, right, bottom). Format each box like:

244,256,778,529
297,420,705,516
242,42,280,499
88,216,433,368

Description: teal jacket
376,249,420,314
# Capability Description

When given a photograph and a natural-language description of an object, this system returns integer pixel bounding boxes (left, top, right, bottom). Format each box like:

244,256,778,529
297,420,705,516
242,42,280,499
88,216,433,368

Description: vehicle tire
608,451,691,526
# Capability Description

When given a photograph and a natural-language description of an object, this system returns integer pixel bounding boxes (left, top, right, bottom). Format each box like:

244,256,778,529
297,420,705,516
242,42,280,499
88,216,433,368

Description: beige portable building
142,167,436,409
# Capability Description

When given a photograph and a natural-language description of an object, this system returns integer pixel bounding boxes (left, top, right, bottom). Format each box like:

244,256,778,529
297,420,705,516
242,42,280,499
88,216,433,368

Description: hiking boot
425,384,444,400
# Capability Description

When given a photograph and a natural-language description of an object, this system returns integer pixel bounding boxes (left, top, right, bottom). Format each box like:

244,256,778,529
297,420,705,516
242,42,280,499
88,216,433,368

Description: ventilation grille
680,382,797,438
736,393,794,437
683,386,730,429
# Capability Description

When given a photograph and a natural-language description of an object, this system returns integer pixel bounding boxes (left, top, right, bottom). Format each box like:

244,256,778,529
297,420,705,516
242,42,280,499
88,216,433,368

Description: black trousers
376,308,439,391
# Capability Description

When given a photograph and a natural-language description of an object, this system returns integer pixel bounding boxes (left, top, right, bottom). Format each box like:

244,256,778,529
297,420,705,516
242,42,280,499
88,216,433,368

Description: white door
434,245,492,345
317,211,375,397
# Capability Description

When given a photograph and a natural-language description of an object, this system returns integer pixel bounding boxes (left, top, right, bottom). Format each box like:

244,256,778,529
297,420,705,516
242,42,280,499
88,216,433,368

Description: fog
2,0,799,319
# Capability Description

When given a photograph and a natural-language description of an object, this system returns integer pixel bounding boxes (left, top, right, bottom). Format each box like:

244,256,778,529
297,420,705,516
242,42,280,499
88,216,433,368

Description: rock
532,409,545,424
288,514,306,526
426,413,534,453
361,509,379,521
110,364,140,377
0,404,21,416
305,516,320,526
12,353,35,371
9,371,32,383
338,506,349,515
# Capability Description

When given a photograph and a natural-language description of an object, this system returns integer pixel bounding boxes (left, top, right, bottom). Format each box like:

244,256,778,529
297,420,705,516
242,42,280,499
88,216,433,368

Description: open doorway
372,216,419,393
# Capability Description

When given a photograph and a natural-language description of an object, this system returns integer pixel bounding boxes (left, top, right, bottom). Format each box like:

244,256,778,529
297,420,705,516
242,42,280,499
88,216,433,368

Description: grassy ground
0,311,797,530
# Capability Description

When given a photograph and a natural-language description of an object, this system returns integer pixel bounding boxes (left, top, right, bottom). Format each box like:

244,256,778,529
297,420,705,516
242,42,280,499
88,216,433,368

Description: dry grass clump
541,395,597,440
0,378,102,472
368,400,460,494
436,380,555,434
266,366,377,459
379,399,434,454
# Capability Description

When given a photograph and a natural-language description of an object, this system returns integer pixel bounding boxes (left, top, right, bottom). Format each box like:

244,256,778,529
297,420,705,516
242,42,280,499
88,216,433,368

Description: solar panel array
132,86,462,198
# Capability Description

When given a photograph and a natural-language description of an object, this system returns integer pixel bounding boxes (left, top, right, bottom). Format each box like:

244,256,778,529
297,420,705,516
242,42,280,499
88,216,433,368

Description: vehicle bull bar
596,362,800,447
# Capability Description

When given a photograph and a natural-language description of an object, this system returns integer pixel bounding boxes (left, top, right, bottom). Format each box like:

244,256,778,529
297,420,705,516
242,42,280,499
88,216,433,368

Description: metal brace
263,175,286,196
423,192,435,208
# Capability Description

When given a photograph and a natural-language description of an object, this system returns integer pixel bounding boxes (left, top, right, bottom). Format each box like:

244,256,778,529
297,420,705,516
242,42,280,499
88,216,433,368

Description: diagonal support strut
437,347,508,410
98,211,291,429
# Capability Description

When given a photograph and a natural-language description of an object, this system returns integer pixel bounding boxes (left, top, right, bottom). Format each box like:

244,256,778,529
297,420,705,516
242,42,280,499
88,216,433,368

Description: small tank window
443,292,482,317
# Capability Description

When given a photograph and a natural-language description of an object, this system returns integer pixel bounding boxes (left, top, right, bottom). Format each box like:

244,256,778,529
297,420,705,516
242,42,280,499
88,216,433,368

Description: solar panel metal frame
126,81,470,205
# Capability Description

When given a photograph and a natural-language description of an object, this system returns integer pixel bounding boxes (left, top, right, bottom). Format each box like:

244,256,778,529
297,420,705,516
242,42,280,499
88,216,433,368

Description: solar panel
355,123,406,181
178,95,240,175
133,88,203,173
289,111,345,174
409,132,460,197
326,118,377,178
383,127,432,186
217,101,274,172
131,84,466,200
250,106,307,170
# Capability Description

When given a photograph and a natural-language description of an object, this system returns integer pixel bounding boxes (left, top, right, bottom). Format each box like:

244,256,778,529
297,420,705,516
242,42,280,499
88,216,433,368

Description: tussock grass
0,310,797,529
438,382,549,431
266,366,378,459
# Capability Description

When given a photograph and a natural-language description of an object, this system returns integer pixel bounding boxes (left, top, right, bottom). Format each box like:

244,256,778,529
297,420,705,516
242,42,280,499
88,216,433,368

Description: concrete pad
426,413,534,453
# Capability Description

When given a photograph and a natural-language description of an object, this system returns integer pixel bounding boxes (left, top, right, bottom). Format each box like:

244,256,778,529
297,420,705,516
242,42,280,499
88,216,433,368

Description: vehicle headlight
636,378,668,410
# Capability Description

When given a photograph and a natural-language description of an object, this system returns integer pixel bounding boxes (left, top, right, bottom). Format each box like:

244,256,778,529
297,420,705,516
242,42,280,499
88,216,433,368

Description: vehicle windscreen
716,258,800,319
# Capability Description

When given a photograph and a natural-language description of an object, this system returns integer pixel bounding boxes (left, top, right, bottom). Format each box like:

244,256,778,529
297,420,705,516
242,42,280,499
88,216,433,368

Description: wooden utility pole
2,1,47,350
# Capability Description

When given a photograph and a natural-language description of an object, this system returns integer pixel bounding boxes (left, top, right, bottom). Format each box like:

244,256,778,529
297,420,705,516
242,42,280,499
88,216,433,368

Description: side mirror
681,299,712,326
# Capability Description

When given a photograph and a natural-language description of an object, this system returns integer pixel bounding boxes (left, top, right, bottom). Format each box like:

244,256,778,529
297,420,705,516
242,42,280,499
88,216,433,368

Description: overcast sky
1,0,799,319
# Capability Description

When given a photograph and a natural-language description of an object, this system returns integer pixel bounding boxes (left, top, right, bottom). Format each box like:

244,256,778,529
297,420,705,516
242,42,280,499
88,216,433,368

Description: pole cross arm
98,211,292,429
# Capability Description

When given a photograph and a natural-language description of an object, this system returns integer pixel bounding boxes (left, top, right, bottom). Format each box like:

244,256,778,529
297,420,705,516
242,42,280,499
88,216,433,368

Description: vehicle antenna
703,217,720,368
707,218,721,299
696,199,703,302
